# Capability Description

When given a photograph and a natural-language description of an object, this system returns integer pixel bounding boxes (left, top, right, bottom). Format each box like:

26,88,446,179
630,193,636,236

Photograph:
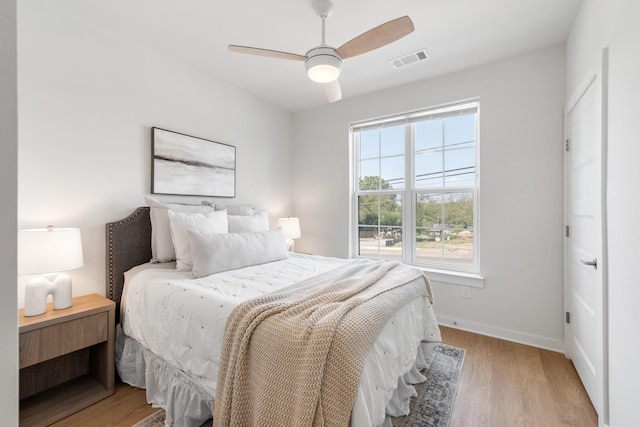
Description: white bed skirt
117,327,213,426
116,326,438,427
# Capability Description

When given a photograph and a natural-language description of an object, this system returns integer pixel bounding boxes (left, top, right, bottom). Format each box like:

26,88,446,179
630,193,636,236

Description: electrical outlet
461,286,471,299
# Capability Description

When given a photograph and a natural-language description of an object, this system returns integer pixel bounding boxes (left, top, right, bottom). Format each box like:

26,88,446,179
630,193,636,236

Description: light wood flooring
443,327,597,426
49,326,597,427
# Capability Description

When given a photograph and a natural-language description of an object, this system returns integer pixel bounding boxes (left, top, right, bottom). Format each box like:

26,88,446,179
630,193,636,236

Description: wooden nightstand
19,293,116,427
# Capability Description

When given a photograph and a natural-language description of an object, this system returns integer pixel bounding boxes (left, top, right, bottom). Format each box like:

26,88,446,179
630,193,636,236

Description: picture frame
151,127,236,197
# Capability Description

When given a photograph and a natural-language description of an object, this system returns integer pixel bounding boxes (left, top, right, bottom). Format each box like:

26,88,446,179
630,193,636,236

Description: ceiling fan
228,0,414,103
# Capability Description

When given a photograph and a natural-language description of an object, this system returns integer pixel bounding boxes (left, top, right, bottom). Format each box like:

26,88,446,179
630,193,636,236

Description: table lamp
18,226,84,316
278,217,301,252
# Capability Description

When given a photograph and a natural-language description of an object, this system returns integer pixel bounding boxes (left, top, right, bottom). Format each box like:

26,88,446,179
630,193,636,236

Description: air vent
389,49,430,69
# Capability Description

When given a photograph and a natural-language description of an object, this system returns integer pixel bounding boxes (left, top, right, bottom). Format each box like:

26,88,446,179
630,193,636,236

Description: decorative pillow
227,210,269,233
189,229,288,278
146,197,214,263
213,203,255,216
168,210,229,271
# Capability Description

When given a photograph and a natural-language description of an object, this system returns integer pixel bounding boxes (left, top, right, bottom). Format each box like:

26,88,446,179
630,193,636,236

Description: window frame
351,99,481,279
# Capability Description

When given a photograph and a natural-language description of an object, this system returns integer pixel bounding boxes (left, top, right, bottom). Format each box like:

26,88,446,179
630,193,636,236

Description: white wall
0,0,19,423
294,46,567,350
17,2,294,306
567,1,640,425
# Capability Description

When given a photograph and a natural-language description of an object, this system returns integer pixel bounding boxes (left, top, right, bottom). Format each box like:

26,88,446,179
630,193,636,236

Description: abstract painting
152,127,236,197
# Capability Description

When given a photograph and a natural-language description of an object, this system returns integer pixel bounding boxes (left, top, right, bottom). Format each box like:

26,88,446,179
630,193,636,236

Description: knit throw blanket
213,259,433,427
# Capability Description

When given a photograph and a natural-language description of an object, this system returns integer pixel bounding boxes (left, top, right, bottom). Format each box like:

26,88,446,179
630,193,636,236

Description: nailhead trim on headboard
105,207,152,321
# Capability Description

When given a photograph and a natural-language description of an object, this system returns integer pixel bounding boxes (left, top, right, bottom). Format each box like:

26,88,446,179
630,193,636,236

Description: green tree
416,193,473,230
358,176,402,227
416,195,440,228
359,175,391,191
444,194,473,229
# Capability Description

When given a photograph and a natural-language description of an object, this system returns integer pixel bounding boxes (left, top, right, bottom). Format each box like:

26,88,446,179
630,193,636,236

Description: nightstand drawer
19,312,108,368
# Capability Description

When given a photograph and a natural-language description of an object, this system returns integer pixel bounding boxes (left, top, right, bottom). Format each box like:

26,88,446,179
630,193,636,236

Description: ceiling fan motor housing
305,47,342,83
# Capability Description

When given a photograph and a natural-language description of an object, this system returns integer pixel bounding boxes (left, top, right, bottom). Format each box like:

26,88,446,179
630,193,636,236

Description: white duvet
119,253,441,427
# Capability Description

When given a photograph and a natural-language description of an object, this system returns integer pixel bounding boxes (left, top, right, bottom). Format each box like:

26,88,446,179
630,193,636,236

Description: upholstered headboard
105,207,152,318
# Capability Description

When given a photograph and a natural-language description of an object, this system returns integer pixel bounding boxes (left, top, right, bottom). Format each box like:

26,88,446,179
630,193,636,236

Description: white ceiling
67,0,583,112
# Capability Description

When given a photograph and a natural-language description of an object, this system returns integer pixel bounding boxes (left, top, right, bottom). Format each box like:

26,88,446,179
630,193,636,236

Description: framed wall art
152,127,236,197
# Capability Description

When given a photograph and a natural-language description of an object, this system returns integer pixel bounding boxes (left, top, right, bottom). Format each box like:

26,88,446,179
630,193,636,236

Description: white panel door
564,52,608,425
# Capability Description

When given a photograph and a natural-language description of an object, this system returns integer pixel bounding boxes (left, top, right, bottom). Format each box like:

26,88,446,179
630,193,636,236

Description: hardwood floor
49,381,157,427
49,326,597,427
443,326,597,427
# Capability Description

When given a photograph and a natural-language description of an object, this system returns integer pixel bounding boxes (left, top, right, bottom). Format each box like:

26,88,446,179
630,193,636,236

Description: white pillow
168,210,229,271
227,210,269,233
189,229,288,278
213,203,255,215
145,196,213,263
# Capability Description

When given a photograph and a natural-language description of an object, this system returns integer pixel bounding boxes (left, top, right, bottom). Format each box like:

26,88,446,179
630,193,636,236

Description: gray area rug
392,343,466,427
134,343,465,427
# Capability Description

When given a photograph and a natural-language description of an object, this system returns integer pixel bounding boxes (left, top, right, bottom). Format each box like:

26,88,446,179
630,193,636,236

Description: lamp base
284,238,296,252
24,273,73,316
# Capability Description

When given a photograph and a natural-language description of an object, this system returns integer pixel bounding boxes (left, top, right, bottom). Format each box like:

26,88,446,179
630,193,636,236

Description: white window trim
419,266,484,288
350,99,483,286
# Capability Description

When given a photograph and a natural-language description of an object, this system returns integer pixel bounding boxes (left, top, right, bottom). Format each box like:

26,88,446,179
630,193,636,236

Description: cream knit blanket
213,259,433,427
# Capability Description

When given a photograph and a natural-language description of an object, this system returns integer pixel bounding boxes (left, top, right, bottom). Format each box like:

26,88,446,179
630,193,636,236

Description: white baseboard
437,314,565,353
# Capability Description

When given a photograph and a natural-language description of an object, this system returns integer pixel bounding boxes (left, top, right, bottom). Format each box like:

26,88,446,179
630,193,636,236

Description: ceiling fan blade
323,80,342,103
228,45,306,61
336,16,414,60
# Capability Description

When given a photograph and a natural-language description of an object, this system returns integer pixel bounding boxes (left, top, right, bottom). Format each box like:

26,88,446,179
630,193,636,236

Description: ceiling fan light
307,63,341,83
305,48,342,83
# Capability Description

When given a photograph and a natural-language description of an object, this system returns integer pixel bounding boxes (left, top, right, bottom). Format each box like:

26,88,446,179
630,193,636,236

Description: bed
106,204,441,427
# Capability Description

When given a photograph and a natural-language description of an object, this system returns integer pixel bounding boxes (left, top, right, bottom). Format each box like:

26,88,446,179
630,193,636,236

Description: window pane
443,232,474,268
380,125,404,157
415,151,443,188
381,156,404,189
443,192,474,229
444,114,476,149
415,192,474,267
415,119,442,152
415,193,442,228
444,148,475,187
415,229,443,266
360,129,379,159
415,190,444,264
377,227,403,261
358,226,402,261
358,226,380,257
380,193,402,227
359,160,380,190
359,193,402,226
416,229,474,267
442,192,474,267
357,192,403,262
358,195,379,224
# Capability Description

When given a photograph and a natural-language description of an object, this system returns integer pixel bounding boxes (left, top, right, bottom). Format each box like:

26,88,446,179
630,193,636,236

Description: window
352,100,479,273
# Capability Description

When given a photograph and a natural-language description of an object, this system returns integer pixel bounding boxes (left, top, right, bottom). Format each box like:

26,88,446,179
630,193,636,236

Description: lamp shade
18,227,84,275
277,218,301,240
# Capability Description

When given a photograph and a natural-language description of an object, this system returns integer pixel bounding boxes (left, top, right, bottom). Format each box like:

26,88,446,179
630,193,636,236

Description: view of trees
355,106,477,267
416,193,473,231
358,176,402,228
359,176,473,233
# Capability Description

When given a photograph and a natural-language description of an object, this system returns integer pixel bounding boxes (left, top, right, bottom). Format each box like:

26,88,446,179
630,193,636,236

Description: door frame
563,47,609,426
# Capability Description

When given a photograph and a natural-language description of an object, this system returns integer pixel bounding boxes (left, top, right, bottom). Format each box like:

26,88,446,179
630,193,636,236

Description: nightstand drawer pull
19,312,108,368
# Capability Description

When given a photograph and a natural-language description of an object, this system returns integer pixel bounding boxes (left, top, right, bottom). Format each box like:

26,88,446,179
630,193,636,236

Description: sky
358,113,476,191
